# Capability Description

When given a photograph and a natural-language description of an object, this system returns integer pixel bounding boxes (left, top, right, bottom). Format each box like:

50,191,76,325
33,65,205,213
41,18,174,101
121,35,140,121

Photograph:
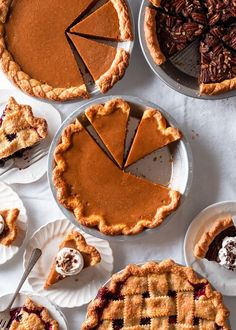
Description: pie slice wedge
45,230,101,289
70,0,133,41
67,33,129,93
125,108,182,168
0,97,48,164
0,208,19,246
85,98,130,168
199,33,236,95
53,119,181,235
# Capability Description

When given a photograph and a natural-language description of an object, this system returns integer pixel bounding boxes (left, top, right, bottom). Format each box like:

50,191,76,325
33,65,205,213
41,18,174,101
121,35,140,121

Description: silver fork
0,248,42,329
0,145,48,177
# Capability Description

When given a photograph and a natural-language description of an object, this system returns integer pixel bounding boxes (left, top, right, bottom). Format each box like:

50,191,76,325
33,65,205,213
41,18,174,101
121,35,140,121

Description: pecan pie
0,208,19,246
0,97,48,165
125,108,182,168
210,25,236,51
9,297,59,330
45,230,101,289
82,259,230,329
202,0,236,25
194,217,236,271
85,99,130,168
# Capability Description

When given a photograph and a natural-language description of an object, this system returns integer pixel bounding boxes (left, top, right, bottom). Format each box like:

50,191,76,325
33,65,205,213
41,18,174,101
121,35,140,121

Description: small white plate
0,89,61,184
23,219,113,308
0,182,27,265
0,292,67,329
184,201,236,296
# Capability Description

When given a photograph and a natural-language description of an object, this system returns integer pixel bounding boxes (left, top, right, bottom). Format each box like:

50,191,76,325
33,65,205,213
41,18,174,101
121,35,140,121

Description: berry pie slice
199,33,236,95
82,259,230,329
9,297,59,330
125,108,182,168
194,217,236,271
45,230,101,289
85,98,130,168
0,208,19,246
0,97,48,165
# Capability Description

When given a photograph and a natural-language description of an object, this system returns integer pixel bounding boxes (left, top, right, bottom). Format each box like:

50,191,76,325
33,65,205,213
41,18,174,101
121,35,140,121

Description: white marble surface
0,0,236,328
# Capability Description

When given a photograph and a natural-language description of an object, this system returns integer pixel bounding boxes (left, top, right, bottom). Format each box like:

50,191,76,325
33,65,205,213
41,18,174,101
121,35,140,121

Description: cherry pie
0,208,19,246
82,260,230,329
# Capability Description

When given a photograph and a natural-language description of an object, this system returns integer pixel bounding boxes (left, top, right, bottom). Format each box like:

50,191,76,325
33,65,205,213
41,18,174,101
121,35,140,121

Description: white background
0,0,236,328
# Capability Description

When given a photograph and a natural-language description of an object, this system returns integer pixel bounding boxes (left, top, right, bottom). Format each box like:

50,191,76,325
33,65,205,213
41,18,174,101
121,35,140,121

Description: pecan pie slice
0,208,19,246
199,33,236,95
9,297,59,330
202,0,236,25
0,97,48,165
82,260,230,329
210,25,236,51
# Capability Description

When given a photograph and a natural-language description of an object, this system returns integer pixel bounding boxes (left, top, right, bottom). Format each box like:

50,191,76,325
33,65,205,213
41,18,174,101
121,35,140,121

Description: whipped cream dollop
218,237,236,270
55,247,84,277
0,215,5,235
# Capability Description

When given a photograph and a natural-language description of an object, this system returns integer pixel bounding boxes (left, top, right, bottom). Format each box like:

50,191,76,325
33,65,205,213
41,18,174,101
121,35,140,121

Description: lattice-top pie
82,260,230,329
0,97,48,164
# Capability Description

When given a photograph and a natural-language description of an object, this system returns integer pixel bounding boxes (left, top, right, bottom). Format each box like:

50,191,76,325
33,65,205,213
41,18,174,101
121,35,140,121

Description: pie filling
210,25,236,51
202,0,236,25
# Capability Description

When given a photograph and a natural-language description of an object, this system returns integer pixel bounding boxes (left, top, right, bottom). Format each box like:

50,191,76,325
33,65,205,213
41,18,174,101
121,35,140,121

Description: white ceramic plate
184,201,236,296
0,292,67,329
0,182,27,265
23,219,113,308
0,89,61,184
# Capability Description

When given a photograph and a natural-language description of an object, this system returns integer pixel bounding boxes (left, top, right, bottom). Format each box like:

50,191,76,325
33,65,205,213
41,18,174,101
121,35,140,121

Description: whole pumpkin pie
70,0,133,41
53,118,180,235
85,99,130,168
125,108,182,168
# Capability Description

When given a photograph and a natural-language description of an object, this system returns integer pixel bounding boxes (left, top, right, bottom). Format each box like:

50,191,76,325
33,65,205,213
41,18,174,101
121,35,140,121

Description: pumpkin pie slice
70,0,133,41
0,208,19,246
45,230,101,289
85,99,130,168
67,33,129,93
125,108,182,168
53,119,181,235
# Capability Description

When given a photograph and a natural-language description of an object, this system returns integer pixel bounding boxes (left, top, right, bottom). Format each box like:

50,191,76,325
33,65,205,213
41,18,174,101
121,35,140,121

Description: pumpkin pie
85,99,130,168
67,33,129,93
70,0,133,41
125,108,182,168
45,230,101,289
0,208,19,246
53,118,180,235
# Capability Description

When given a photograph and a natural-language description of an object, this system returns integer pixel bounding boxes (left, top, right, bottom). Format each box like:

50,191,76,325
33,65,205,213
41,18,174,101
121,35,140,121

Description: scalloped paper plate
0,292,67,329
0,182,27,265
23,219,113,308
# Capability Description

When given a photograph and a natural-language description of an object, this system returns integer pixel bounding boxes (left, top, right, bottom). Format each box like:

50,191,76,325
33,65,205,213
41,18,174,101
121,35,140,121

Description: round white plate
23,219,113,308
0,89,61,184
0,182,27,265
0,292,67,329
184,201,236,296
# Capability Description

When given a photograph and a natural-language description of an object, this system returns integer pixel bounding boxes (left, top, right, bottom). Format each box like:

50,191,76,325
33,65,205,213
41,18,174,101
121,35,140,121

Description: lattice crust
82,260,230,330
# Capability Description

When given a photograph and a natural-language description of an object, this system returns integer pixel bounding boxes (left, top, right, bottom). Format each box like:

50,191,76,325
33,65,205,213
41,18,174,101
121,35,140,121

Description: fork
0,248,42,329
0,145,48,177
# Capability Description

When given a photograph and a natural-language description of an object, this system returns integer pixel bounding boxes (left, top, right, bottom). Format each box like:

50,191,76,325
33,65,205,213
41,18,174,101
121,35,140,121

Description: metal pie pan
138,0,236,100
48,95,193,241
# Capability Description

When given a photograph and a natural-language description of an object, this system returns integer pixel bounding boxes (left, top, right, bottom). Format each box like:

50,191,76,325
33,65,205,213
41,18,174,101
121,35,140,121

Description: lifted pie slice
70,0,133,41
67,33,129,93
45,230,101,289
85,99,130,168
0,208,19,246
125,108,182,168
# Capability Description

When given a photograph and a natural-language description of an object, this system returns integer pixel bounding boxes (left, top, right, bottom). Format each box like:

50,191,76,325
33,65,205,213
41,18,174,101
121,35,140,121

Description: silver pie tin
48,95,193,241
138,0,236,100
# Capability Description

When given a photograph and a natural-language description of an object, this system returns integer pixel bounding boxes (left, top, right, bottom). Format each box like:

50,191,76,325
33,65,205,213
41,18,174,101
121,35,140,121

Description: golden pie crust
200,78,236,95
0,208,19,246
45,230,101,289
194,217,234,259
53,118,180,235
82,259,230,330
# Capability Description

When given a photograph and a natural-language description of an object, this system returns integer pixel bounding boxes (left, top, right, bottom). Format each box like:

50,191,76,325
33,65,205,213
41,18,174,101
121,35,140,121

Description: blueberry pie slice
9,297,59,330
0,97,48,165
82,260,230,329
0,208,19,246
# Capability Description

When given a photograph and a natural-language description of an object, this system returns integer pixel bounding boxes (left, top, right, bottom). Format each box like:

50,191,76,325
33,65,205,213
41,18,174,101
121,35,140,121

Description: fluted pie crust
82,259,230,329
0,208,19,246
200,78,236,96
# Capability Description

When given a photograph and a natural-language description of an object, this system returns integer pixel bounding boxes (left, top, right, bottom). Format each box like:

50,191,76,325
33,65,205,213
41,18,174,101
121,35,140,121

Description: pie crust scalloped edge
200,78,236,95
194,217,234,259
111,0,133,41
82,260,230,330
53,118,180,235
0,0,89,101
